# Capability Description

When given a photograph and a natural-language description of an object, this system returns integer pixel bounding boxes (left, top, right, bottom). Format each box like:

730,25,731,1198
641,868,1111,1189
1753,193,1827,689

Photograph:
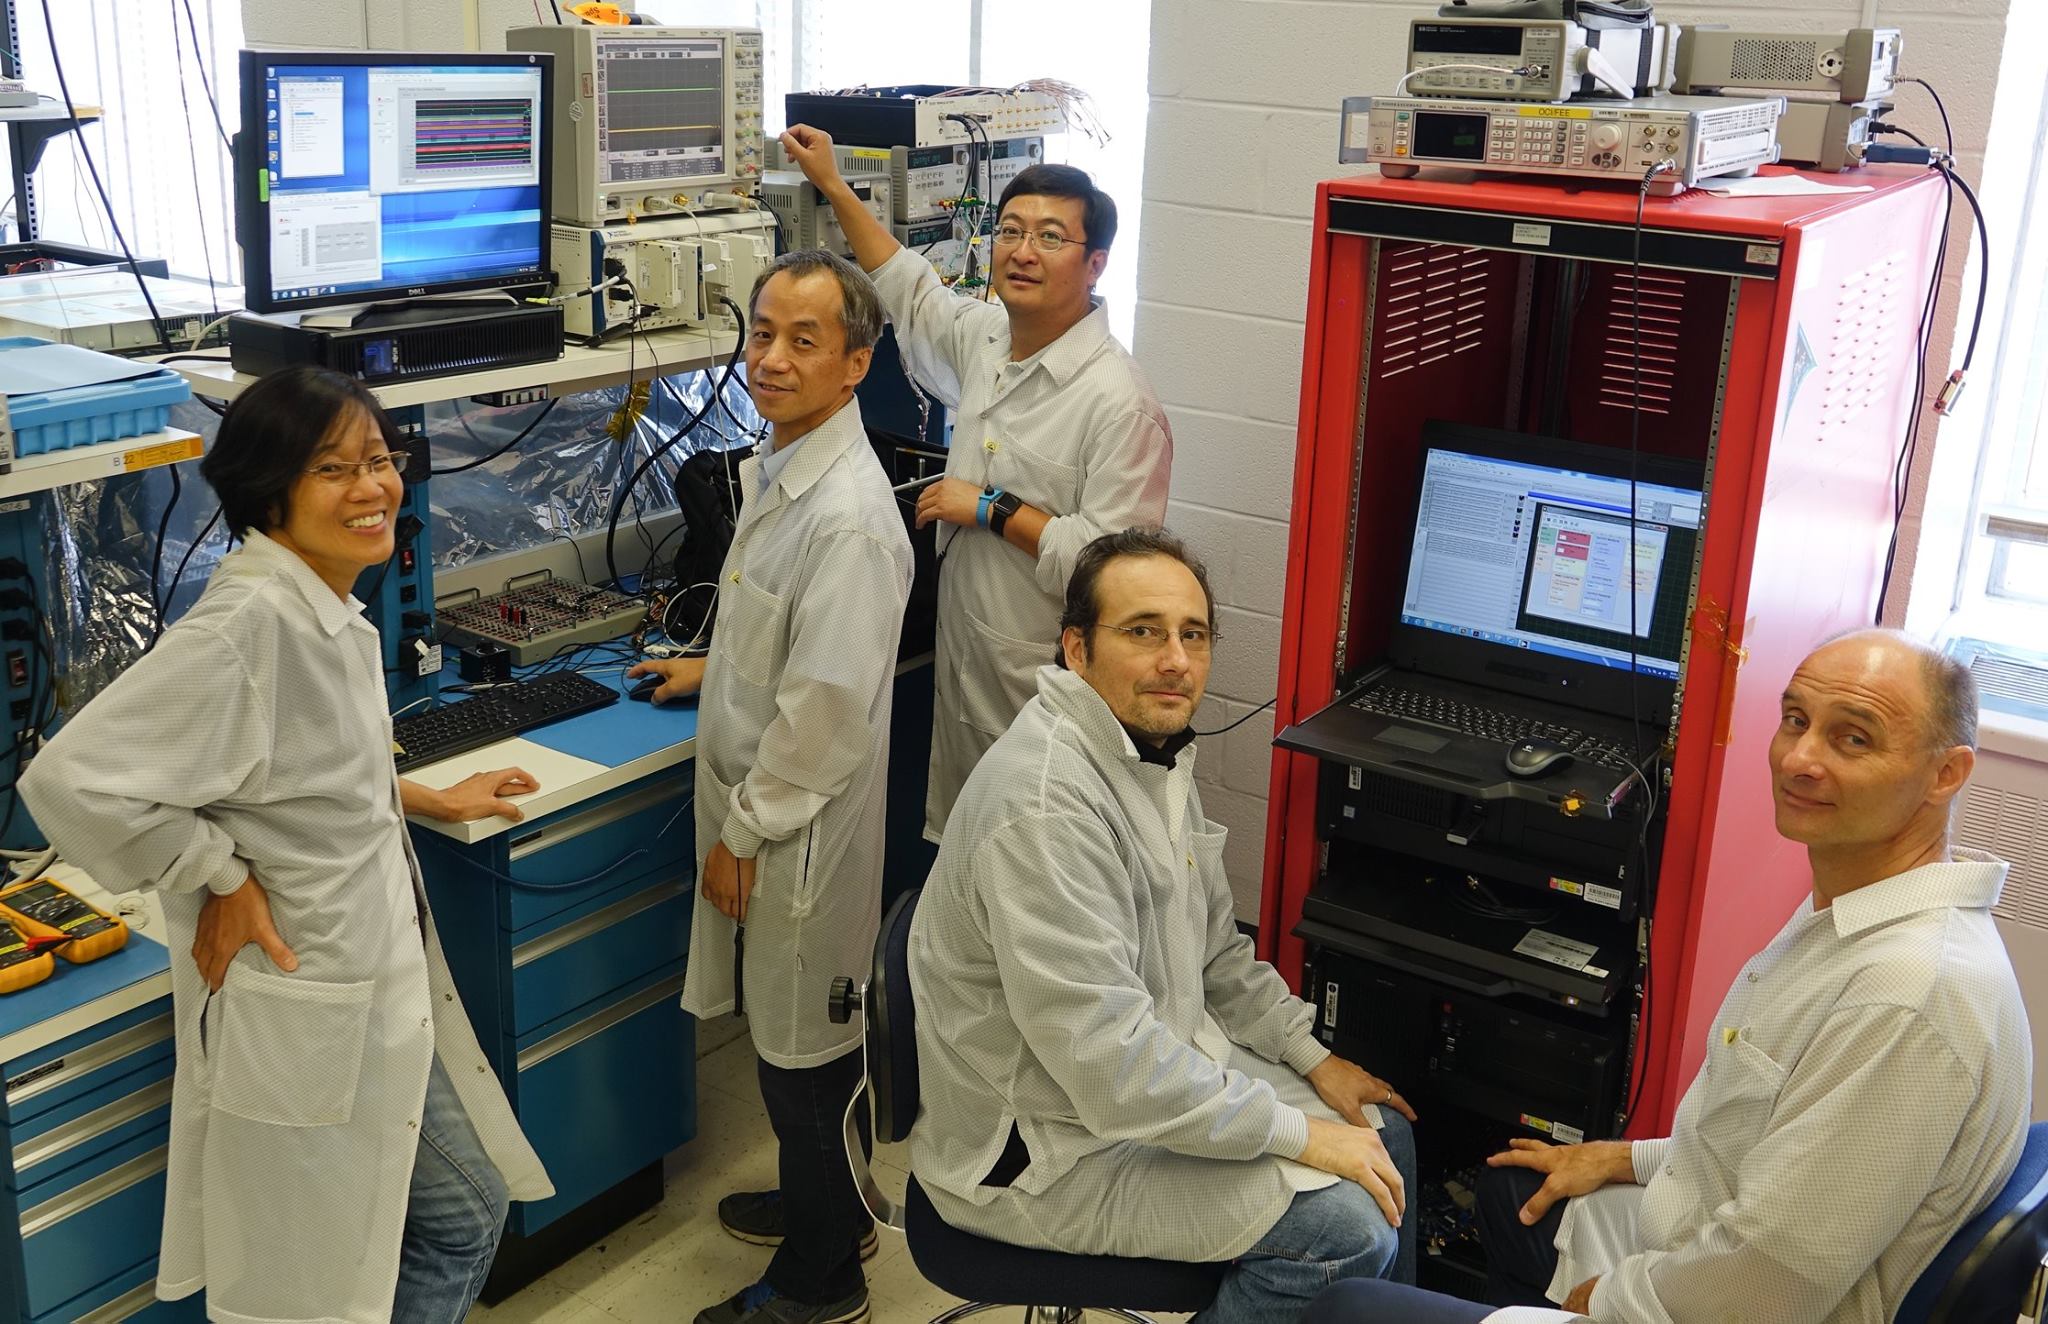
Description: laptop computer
1276,421,1705,821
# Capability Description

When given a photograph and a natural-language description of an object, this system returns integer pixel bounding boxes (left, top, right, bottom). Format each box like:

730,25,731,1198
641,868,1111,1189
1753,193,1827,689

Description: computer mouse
627,676,665,703
1505,737,1574,778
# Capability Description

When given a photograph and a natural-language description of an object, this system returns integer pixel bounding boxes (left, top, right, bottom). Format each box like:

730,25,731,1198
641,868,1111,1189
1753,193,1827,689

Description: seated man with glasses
778,127,1172,848
910,528,1420,1323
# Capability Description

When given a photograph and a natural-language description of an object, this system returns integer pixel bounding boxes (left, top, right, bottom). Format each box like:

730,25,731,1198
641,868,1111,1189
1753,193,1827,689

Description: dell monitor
236,50,554,314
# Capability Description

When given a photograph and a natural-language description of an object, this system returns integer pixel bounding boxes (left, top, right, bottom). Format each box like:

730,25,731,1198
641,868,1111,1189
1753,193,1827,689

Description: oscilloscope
510,25,766,227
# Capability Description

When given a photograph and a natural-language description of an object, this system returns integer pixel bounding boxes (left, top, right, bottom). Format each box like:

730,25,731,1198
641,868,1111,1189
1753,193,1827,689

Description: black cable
38,0,170,353
148,465,183,644
171,3,220,323
1874,123,1928,148
431,398,558,475
177,0,233,152
1193,696,1275,737
1877,167,1956,615
164,504,223,621
604,298,748,590
550,0,565,22
1942,166,1991,378
1898,77,1953,154
1615,160,1670,1135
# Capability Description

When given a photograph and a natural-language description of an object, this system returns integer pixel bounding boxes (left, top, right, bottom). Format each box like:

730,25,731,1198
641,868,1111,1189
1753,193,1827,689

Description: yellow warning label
1517,106,1593,119
122,435,205,473
1549,877,1585,896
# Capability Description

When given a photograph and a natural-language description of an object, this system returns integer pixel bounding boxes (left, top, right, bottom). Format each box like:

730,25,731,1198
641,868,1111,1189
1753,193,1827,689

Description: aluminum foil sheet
426,364,762,570
43,368,760,716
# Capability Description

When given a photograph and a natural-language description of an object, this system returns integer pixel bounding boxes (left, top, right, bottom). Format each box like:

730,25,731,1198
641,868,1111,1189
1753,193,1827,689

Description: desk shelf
163,326,743,409
0,430,203,498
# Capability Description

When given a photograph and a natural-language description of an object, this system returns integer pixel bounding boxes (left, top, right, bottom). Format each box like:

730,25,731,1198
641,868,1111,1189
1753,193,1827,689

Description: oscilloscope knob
1588,123,1623,152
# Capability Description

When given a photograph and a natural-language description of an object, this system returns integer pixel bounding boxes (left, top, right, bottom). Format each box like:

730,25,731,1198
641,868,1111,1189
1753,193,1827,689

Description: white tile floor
470,1019,1180,1323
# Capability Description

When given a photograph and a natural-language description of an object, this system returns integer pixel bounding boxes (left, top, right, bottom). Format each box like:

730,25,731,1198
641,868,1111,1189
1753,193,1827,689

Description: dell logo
406,287,427,296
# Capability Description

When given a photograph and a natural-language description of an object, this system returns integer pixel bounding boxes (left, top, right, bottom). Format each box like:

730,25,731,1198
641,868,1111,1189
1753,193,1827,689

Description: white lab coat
19,533,550,1324
867,250,1172,840
682,400,914,1069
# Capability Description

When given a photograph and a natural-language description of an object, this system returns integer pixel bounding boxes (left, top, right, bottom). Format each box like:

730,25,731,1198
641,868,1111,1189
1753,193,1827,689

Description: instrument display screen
1413,112,1491,162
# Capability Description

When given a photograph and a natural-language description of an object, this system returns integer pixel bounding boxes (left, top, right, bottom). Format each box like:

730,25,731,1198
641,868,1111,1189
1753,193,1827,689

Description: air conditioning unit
1949,637,2048,1123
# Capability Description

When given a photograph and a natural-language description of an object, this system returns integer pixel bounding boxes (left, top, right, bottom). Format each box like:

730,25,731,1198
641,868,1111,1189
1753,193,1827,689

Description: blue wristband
977,491,996,529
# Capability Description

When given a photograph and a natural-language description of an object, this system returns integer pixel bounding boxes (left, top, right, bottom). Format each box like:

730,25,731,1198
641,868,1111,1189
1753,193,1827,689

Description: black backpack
665,443,754,649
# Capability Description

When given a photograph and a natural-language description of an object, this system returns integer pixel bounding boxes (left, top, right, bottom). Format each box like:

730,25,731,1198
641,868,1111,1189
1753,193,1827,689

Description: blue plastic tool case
0,337,192,457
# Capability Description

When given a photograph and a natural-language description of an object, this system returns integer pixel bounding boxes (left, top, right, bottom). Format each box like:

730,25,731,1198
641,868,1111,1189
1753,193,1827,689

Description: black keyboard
392,672,619,773
1350,683,1641,772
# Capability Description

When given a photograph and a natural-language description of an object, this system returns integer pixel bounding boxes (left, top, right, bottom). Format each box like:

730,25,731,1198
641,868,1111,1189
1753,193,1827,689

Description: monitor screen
241,52,551,312
1399,443,1702,681
598,35,729,186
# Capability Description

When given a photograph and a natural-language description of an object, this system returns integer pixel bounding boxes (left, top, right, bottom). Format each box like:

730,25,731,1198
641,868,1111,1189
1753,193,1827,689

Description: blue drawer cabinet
415,765,698,1299
1,987,201,1323
512,968,695,1235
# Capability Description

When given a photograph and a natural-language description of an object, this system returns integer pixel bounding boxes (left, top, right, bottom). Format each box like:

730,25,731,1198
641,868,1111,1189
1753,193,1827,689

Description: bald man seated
1309,629,2031,1324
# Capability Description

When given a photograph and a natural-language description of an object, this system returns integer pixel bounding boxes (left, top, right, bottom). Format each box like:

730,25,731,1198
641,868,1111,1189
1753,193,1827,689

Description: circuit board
436,575,647,667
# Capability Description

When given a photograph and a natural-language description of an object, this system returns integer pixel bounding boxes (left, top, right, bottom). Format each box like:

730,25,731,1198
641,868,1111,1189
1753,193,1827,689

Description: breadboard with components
436,574,648,666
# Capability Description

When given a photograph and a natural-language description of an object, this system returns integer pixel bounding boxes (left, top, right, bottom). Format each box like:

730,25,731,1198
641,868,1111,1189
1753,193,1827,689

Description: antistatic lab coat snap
683,400,914,1069
18,533,550,1324
910,666,1357,1263
867,248,1172,841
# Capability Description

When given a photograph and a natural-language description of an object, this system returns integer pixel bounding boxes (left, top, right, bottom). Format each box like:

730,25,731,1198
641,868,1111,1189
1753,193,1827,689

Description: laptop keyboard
1350,683,1643,772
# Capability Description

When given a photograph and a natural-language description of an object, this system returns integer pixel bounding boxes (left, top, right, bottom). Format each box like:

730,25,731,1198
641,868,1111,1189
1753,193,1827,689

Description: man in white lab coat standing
778,127,1172,843
20,365,552,1323
629,250,913,1324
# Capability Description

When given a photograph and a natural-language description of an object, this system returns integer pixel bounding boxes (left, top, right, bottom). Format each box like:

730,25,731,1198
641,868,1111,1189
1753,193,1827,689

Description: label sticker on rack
121,435,205,474
1348,766,1363,791
1322,982,1340,1028
1513,929,1600,972
1511,222,1553,247
1548,877,1585,898
1520,1113,1585,1144
1584,883,1623,910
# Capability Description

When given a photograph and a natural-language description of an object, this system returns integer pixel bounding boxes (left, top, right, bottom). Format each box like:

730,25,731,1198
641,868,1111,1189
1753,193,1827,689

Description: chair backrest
866,887,922,1146
1898,1121,2048,1323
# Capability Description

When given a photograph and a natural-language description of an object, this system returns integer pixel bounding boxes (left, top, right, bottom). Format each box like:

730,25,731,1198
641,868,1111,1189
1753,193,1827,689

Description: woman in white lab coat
19,367,551,1324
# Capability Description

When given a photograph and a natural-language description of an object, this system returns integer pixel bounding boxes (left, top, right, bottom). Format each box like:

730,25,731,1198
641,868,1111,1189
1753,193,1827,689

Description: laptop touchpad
1372,725,1448,754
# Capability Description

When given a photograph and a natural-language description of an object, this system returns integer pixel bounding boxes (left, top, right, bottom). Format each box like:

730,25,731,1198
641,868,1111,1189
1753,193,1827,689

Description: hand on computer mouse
626,657,706,705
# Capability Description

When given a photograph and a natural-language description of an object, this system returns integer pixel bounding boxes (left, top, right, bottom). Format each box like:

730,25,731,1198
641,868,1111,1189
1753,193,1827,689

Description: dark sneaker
693,1281,871,1324
717,1189,879,1261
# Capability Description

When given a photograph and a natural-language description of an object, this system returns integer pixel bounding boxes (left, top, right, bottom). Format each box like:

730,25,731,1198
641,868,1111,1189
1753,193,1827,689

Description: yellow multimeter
0,878,129,964
0,915,57,992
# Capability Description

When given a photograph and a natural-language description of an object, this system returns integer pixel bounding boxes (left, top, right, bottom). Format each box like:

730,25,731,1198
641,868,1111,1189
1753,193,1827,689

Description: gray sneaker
717,1189,880,1261
693,1281,870,1324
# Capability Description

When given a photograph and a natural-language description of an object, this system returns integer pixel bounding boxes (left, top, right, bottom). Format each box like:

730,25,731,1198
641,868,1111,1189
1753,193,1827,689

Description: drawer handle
5,1013,173,1107
14,1078,174,1174
509,778,688,862
75,1277,160,1322
20,1144,169,1239
518,973,686,1072
512,880,687,970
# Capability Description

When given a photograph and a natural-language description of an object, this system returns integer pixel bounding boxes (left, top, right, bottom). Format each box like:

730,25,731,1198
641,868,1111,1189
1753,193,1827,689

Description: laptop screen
1399,443,1703,682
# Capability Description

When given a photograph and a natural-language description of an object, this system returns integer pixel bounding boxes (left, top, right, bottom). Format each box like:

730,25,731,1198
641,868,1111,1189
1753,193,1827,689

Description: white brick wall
1139,0,2020,922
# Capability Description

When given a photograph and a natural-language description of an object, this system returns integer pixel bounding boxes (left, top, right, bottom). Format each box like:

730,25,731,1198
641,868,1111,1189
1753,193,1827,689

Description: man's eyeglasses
304,452,408,485
992,225,1090,254
1094,622,1218,655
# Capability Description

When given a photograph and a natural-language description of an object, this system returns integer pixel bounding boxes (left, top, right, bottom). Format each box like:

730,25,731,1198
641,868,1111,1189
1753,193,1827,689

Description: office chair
1898,1121,2048,1324
827,887,1227,1323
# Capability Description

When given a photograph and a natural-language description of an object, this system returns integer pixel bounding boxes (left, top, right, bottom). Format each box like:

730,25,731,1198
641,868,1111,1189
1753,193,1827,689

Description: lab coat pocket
211,965,376,1128
1698,1028,1786,1166
721,572,788,688
990,435,1080,515
953,608,1051,735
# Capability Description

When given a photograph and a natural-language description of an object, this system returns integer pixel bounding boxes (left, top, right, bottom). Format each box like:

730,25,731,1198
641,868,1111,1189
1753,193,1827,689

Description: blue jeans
1304,1278,1493,1323
1192,1110,1418,1324
392,1056,511,1323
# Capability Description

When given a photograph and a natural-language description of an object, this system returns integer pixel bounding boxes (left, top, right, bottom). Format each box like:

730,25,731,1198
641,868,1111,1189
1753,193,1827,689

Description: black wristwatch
988,489,1024,538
